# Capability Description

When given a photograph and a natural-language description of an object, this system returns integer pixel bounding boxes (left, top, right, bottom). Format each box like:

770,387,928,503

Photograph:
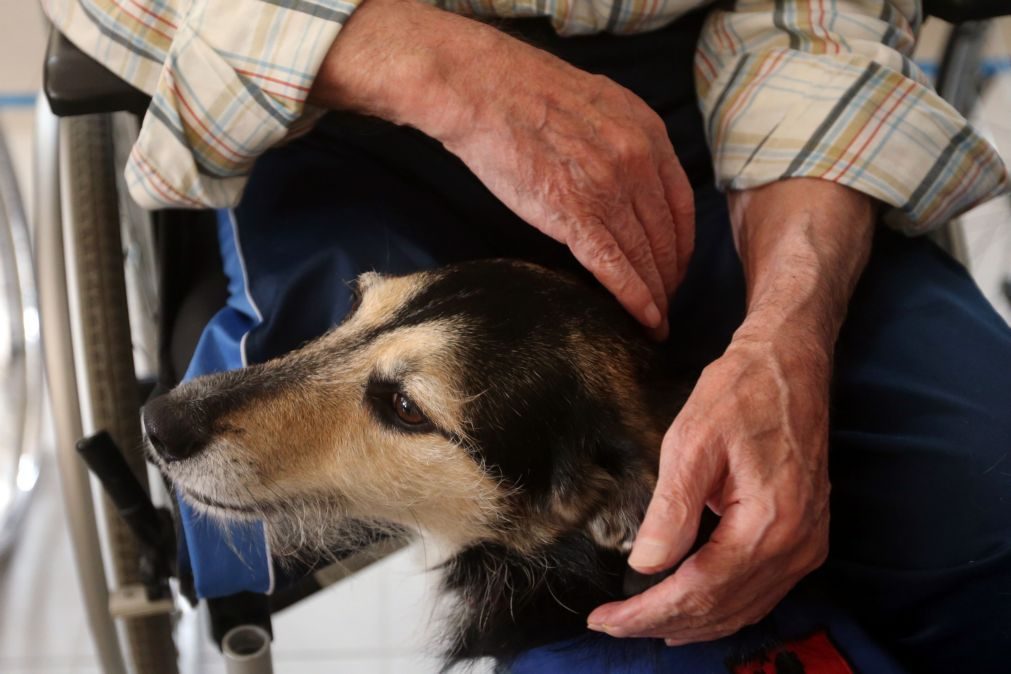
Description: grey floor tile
272,656,387,674
271,553,391,656
0,458,97,665
382,545,443,653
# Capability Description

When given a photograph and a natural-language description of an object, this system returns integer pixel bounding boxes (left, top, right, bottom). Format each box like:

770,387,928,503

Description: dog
143,259,699,662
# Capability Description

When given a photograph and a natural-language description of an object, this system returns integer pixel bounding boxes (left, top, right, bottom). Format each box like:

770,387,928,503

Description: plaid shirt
42,0,1009,232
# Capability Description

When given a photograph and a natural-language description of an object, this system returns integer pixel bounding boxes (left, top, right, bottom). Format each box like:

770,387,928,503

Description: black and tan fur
143,260,697,662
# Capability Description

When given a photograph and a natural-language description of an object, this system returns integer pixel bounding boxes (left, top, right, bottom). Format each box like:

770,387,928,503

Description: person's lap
189,15,1011,673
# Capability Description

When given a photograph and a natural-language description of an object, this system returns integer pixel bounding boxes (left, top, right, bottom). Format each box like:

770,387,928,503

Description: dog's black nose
143,396,208,463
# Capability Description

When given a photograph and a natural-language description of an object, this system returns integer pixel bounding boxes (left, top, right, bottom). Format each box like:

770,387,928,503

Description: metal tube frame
34,96,128,674
222,626,274,674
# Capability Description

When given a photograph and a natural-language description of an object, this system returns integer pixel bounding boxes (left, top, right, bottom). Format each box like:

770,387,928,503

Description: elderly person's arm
587,0,1009,643
310,0,696,334
309,0,1006,643
588,177,874,641
43,0,369,208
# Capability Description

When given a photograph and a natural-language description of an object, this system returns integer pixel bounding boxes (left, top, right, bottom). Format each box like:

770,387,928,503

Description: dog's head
144,260,677,561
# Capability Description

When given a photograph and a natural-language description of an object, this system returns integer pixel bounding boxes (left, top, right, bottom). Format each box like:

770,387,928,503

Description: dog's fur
145,260,697,662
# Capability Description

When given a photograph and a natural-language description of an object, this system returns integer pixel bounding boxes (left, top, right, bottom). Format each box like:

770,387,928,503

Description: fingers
567,221,663,331
633,181,679,303
658,155,695,287
590,493,829,643
572,169,687,339
632,122,693,304
626,425,725,574
588,507,777,640
604,207,670,339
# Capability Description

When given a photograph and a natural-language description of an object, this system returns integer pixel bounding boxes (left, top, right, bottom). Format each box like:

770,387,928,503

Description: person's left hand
586,325,832,644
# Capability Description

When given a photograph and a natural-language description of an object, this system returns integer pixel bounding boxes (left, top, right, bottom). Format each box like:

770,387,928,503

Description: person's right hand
311,0,695,335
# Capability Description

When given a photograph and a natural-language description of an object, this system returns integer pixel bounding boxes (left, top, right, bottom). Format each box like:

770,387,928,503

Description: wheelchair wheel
0,120,42,558
63,113,178,673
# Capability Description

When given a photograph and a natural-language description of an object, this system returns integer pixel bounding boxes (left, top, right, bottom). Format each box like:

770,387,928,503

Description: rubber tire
63,113,178,674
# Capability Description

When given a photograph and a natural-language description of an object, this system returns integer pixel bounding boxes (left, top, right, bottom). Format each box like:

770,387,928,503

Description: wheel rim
0,126,42,557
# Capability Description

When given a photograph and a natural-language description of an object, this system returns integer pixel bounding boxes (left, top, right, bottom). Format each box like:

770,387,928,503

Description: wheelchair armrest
44,30,150,117
925,0,1010,23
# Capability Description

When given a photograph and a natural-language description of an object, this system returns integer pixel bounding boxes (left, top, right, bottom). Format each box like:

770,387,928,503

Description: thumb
628,431,723,574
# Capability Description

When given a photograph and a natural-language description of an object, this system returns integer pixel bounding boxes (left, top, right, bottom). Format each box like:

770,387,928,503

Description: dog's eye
392,392,427,425
346,282,363,317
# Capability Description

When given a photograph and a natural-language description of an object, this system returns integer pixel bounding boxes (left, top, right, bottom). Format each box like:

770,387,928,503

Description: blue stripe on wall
0,93,36,108
918,57,1011,80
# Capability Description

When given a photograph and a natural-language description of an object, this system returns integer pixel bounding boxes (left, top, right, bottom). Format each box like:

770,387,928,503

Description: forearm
308,0,696,332
308,0,501,139
727,178,876,355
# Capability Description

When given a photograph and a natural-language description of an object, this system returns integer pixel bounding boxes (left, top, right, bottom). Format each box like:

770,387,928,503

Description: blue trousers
181,14,1011,673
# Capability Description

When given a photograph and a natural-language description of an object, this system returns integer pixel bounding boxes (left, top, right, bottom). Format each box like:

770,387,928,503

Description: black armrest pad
925,0,1010,22
44,30,151,117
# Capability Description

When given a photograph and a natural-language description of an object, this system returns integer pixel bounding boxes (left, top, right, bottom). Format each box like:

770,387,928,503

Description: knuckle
648,220,677,259
591,155,622,186
652,488,696,523
747,502,806,557
625,238,657,270
679,591,718,618
588,73,618,98
614,131,651,163
582,232,626,271
677,197,696,224
645,114,669,140
778,506,809,537
765,519,806,554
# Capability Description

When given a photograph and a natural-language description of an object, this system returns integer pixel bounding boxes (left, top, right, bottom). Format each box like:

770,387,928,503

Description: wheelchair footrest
109,584,176,619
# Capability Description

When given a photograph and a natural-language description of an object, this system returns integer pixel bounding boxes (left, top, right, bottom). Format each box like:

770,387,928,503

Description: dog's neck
441,531,633,663
439,446,662,663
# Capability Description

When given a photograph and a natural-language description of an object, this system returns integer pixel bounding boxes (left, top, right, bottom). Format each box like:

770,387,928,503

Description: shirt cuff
125,0,361,209
698,48,1010,234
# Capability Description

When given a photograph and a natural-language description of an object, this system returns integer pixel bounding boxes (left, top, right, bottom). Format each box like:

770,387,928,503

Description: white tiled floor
1,2,1009,673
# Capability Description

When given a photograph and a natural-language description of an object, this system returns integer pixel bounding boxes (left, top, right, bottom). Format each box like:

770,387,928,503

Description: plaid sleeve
42,0,361,209
695,0,1010,234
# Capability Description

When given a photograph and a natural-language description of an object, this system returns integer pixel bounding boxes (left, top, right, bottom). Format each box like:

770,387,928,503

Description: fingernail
665,638,677,647
587,622,606,632
628,537,669,571
644,303,662,328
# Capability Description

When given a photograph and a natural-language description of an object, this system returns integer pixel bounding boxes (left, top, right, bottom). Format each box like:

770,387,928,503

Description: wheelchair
34,32,407,674
20,1,1009,672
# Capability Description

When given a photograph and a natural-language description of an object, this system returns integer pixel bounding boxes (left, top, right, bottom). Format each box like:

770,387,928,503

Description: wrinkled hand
587,329,831,644
311,0,694,336
437,45,695,337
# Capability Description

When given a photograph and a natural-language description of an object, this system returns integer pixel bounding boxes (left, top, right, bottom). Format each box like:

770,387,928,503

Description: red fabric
731,631,855,674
